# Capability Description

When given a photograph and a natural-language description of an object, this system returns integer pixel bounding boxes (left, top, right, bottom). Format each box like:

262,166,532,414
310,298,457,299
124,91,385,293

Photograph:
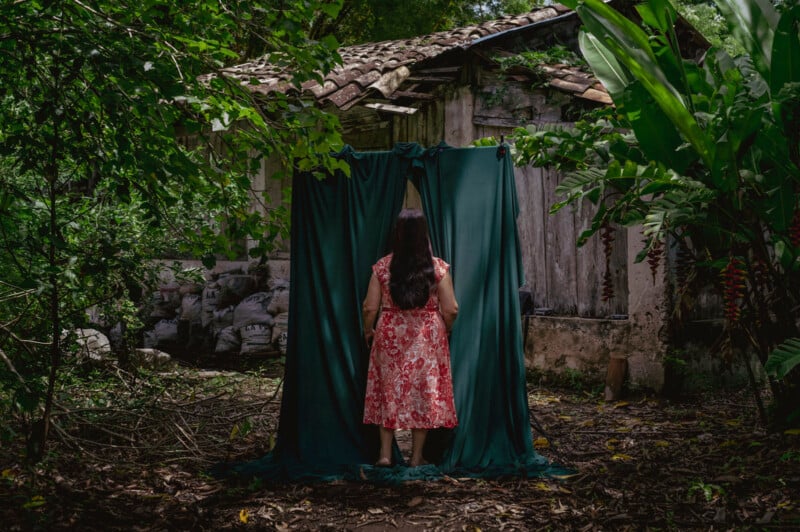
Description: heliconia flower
719,256,746,323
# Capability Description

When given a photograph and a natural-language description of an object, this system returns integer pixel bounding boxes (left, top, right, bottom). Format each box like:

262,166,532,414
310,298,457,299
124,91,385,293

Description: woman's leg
409,428,428,467
377,426,394,465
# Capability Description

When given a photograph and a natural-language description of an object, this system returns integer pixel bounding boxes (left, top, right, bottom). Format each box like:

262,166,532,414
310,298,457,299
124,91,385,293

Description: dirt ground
1,361,799,531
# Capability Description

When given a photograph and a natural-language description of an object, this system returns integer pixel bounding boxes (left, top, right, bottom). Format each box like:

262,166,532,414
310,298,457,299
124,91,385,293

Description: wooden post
604,355,627,401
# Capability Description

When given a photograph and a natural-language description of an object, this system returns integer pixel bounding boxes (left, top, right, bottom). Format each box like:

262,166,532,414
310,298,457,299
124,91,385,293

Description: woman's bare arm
361,274,382,344
437,272,459,332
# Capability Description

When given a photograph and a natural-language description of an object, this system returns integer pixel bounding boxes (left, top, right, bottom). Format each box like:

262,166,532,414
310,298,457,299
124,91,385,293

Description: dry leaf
534,482,551,491
407,496,423,508
239,509,249,524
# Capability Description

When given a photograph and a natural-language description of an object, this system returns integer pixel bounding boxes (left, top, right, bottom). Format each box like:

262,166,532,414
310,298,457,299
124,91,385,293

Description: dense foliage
513,0,800,425
0,0,348,460
310,0,548,44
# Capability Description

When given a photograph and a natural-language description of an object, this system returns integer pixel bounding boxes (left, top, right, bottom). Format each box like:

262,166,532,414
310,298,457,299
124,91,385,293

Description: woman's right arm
362,273,382,344
437,272,459,332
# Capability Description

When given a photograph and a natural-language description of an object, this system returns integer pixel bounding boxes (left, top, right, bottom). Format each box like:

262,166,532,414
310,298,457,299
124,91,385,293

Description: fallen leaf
784,428,800,436
239,509,249,524
534,482,551,491
613,401,630,409
533,437,549,449
23,496,46,509
611,453,633,461
407,496,423,508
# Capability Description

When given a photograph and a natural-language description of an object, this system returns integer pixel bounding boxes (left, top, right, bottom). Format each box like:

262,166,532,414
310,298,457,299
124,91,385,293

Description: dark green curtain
215,143,567,483
273,146,409,478
413,144,549,475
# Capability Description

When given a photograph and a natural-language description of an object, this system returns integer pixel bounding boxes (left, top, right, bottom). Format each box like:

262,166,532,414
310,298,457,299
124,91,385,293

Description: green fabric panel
414,145,548,474
276,146,409,472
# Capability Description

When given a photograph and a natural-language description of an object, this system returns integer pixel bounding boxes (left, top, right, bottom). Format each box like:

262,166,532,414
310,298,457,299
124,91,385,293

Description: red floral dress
363,255,457,430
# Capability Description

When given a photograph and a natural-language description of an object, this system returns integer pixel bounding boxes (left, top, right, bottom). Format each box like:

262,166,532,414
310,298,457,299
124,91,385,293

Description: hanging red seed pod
602,269,615,302
646,238,664,284
719,256,746,323
601,223,615,261
600,223,615,302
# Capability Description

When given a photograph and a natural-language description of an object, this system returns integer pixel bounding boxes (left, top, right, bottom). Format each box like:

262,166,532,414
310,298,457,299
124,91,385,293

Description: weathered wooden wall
332,78,631,318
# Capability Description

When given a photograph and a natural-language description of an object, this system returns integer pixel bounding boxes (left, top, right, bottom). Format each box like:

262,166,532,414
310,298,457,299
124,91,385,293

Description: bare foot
375,457,392,467
408,459,429,467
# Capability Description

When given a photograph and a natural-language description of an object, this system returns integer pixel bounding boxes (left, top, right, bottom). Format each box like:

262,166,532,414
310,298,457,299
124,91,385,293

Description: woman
362,209,458,467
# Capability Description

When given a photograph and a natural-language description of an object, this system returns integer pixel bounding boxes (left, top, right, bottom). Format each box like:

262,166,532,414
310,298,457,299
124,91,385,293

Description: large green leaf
764,337,800,379
620,80,695,173
578,31,632,99
770,4,800,94
714,0,778,81
574,0,712,167
635,0,677,33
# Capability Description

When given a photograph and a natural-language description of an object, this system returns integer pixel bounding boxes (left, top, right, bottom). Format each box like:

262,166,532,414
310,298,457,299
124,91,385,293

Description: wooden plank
574,199,605,317
610,225,629,316
414,66,462,75
406,76,456,83
472,115,530,128
363,102,418,115
515,165,548,310
390,90,437,100
443,86,476,147
604,356,627,401
545,168,578,314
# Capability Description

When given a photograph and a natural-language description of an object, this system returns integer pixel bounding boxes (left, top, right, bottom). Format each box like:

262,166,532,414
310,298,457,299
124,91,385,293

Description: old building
202,4,669,391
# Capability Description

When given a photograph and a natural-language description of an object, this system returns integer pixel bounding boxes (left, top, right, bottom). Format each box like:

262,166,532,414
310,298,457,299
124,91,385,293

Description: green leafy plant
688,480,725,502
514,0,800,425
0,0,347,462
765,338,800,380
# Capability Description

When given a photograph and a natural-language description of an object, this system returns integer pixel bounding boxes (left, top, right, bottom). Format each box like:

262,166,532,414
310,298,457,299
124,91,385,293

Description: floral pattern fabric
363,255,457,430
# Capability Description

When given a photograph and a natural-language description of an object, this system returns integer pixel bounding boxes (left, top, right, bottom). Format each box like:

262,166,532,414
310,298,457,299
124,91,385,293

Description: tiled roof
218,3,611,110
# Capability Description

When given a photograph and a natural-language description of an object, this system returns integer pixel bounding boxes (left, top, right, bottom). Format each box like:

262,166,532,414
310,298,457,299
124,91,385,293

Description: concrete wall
523,226,668,392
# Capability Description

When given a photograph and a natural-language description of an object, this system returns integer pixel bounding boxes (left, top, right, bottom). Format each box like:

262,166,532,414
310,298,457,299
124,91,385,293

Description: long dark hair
389,209,436,309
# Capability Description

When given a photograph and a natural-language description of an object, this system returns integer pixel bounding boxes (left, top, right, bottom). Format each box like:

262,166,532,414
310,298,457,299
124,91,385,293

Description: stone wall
524,226,669,392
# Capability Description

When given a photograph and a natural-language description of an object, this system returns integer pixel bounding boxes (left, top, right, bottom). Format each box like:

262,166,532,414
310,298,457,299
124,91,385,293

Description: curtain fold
275,147,409,475
413,145,550,475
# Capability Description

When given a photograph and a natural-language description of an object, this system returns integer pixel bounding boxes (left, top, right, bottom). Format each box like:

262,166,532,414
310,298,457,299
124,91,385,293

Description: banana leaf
764,337,800,379
770,4,800,95
714,0,778,81
573,0,711,168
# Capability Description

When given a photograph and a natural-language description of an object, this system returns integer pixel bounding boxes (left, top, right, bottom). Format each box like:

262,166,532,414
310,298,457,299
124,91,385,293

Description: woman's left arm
361,274,381,345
